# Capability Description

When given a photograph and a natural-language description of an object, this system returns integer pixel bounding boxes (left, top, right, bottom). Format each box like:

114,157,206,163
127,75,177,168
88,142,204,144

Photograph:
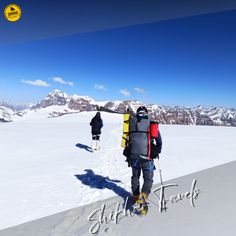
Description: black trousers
92,134,100,140
131,159,155,196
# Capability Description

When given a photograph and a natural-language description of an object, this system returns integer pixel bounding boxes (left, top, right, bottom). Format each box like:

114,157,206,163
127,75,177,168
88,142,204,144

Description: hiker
90,112,103,150
123,106,162,213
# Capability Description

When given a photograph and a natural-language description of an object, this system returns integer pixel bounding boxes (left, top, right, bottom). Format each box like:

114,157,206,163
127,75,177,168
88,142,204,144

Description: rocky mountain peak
39,90,69,108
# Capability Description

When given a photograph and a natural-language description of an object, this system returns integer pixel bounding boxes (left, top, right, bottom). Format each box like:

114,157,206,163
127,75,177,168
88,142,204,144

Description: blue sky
0,10,236,107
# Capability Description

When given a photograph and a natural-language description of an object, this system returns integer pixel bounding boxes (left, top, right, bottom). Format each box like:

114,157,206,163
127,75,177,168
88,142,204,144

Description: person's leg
141,160,155,198
95,135,100,149
142,171,154,198
91,135,96,150
131,167,141,196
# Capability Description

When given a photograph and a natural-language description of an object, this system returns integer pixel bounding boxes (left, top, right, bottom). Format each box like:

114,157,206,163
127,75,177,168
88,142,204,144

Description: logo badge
4,4,22,22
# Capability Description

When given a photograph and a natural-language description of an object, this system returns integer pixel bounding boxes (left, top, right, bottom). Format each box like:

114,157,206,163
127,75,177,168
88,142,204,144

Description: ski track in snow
0,111,236,230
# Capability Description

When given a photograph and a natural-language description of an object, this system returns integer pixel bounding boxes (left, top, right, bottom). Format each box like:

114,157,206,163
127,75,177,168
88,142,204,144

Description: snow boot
91,140,96,151
132,194,140,209
138,192,149,216
96,140,100,150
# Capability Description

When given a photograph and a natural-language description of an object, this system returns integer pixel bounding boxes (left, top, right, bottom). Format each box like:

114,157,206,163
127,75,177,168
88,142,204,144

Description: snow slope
0,112,236,230
13,105,79,121
1,161,236,236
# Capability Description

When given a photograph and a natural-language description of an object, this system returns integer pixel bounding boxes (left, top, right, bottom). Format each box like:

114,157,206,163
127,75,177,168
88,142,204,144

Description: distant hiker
90,112,103,151
122,106,162,215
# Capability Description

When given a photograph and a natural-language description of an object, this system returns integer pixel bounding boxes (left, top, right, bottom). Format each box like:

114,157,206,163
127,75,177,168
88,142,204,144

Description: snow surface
90,100,109,107
13,105,78,121
0,111,236,230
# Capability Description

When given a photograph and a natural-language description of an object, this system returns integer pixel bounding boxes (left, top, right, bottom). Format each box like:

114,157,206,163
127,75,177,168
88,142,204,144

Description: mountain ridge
1,89,236,126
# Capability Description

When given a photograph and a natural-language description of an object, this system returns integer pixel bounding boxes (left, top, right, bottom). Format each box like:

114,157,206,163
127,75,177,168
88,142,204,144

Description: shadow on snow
75,169,131,200
75,143,93,153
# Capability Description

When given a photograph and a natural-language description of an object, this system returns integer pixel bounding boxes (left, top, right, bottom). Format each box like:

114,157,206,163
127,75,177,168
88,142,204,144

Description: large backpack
129,117,159,160
129,116,151,159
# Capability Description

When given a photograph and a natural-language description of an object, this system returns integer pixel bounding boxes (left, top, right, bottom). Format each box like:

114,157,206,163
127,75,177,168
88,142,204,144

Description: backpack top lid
136,106,148,118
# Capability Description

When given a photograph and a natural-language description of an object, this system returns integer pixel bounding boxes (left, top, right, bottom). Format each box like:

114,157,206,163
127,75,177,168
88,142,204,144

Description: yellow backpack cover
121,113,130,148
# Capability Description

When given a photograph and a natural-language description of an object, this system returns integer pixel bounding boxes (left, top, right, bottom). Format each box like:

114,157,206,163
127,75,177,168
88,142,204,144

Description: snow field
0,111,236,229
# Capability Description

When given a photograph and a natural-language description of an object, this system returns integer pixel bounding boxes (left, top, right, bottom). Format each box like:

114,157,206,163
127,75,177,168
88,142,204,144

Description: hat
136,106,148,118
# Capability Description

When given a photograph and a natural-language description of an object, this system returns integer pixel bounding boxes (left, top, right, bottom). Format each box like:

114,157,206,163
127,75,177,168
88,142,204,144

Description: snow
48,89,68,97
71,94,95,103
0,111,236,230
12,105,77,121
90,100,109,107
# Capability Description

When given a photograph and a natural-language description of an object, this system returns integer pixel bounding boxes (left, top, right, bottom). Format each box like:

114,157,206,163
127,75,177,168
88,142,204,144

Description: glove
151,142,159,159
126,157,131,167
123,146,131,158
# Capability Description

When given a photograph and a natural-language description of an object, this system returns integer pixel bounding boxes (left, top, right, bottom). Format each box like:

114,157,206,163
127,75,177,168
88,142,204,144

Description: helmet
136,106,148,118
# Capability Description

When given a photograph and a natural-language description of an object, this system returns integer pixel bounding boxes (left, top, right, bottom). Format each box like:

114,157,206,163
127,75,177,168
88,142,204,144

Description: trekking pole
157,157,167,212
157,158,163,186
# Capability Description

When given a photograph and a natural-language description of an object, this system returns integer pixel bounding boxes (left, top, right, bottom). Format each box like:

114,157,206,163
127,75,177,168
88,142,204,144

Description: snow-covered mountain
0,101,33,111
0,106,14,122
103,101,236,126
1,89,236,126
0,101,34,122
30,89,96,111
